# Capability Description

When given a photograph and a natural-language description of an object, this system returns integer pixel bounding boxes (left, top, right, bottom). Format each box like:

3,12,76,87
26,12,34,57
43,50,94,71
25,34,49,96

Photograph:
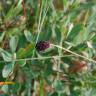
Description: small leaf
2,62,14,78
10,36,18,53
53,80,63,91
1,85,8,93
24,30,33,43
66,24,83,42
0,32,5,42
1,51,12,62
5,2,22,21
55,27,61,44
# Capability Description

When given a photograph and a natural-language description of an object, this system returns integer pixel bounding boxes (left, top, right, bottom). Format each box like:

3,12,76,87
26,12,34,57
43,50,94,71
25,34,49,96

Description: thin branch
51,44,96,63
32,0,49,57
22,0,27,18
0,55,73,63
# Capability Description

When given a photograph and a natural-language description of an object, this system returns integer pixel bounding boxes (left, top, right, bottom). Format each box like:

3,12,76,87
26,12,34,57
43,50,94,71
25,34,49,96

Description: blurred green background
0,0,96,96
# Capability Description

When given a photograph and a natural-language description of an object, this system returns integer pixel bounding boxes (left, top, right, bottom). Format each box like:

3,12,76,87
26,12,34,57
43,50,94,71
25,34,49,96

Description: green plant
0,0,96,96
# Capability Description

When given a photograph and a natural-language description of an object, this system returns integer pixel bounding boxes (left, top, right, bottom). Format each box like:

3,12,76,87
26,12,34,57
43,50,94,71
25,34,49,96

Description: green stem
51,44,96,63
40,78,44,96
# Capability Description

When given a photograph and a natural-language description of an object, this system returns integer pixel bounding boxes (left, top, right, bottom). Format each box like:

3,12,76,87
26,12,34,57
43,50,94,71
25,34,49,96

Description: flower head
35,41,50,52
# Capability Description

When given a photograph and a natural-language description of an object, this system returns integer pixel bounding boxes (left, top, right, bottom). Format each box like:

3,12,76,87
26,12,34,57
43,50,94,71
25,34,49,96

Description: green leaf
2,62,14,78
55,26,61,44
1,85,8,93
40,79,44,96
4,2,22,21
24,30,33,43
18,59,26,67
10,36,18,53
63,0,67,6
53,80,63,92
43,26,52,40
80,2,94,10
66,24,83,42
17,44,34,58
1,51,12,62
0,32,5,42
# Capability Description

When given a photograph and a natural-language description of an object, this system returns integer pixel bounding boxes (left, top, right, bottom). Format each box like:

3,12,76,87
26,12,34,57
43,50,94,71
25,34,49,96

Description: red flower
35,41,50,52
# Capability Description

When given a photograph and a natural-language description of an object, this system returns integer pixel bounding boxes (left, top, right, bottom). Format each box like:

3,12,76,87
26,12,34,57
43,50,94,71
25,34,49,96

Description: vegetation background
0,0,96,96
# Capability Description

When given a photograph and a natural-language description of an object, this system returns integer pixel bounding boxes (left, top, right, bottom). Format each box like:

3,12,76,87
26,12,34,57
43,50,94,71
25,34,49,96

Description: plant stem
0,55,73,63
51,44,96,63
22,0,27,18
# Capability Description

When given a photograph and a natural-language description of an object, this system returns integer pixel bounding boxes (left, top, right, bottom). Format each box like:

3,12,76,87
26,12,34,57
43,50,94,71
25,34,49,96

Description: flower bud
35,41,50,52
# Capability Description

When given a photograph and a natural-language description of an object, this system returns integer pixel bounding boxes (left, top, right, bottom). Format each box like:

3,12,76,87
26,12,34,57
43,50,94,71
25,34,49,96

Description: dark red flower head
35,41,50,52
